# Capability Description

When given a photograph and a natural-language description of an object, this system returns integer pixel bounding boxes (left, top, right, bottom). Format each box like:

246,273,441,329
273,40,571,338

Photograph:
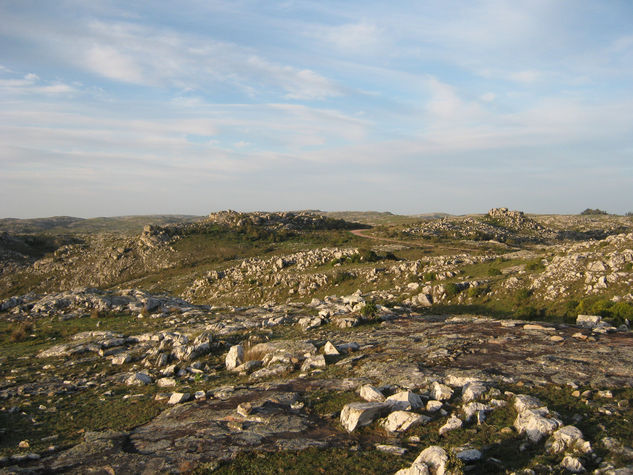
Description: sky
1,0,633,218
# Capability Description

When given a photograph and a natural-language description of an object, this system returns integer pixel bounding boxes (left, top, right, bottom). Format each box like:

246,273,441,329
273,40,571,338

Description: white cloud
313,21,385,53
509,70,543,84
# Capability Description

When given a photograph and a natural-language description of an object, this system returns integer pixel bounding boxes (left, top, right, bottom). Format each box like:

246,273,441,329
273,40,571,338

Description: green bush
525,259,545,271
575,298,633,325
423,272,437,282
332,270,354,285
515,306,540,320
624,262,633,272
467,285,489,298
487,267,502,276
515,288,533,302
444,282,461,298
360,301,378,318
580,208,608,215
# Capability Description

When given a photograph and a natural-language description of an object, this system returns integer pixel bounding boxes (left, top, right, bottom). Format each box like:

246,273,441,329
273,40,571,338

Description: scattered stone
225,345,244,371
430,382,453,401
376,444,408,456
323,341,340,356
340,402,390,432
168,392,190,405
439,416,462,436
126,372,152,386
545,426,591,454
382,411,430,433
300,354,326,372
462,381,486,402
456,448,482,462
386,391,424,410
414,446,448,475
426,400,443,412
359,384,385,402
514,407,562,442
560,455,585,473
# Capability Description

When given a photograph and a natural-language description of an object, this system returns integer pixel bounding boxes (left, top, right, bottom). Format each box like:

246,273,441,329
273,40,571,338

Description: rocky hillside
2,208,633,473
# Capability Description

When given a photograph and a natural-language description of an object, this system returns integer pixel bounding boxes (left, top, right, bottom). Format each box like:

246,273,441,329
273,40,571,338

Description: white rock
340,402,389,432
156,377,177,387
430,382,453,401
560,455,585,473
426,400,443,412
546,425,592,454
111,354,132,365
382,411,430,433
126,372,152,385
456,448,482,462
514,394,543,413
300,354,326,372
359,384,385,402
225,344,244,371
462,402,492,422
386,391,424,410
323,341,340,356
395,462,430,475
577,314,602,329
462,381,486,402
414,446,448,475
168,392,190,404
514,407,562,442
439,416,462,436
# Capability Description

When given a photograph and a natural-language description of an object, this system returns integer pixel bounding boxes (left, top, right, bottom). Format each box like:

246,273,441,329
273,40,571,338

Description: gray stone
340,402,390,432
382,411,430,432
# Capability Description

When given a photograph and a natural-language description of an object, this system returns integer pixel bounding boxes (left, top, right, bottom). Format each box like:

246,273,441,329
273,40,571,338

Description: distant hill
0,215,203,235
316,211,450,226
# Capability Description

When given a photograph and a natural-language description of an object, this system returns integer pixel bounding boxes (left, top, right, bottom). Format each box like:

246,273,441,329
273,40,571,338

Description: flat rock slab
41,384,349,473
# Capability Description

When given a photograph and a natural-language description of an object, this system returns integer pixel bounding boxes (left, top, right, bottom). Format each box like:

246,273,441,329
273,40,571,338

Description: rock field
1,209,633,474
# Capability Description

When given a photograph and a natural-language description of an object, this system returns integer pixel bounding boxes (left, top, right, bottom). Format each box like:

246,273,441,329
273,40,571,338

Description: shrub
468,285,489,298
515,306,540,320
423,272,437,282
9,322,33,342
90,309,101,319
580,208,608,215
360,301,378,318
515,288,533,302
332,271,354,285
444,283,461,298
487,267,502,276
525,259,545,271
624,262,633,272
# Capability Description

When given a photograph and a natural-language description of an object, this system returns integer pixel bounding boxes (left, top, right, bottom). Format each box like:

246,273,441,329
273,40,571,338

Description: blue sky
1,0,632,217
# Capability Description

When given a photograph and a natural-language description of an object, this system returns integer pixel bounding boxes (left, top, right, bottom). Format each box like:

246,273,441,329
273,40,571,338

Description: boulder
382,411,430,433
359,384,385,402
430,382,453,401
545,425,592,454
514,407,562,442
126,372,152,385
386,391,424,410
225,344,244,371
414,446,448,475
340,402,390,432
439,416,462,436
168,392,191,405
395,463,430,475
577,314,602,329
300,354,326,372
462,381,486,402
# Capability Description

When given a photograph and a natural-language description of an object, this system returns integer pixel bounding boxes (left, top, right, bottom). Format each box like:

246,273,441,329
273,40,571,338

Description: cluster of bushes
575,298,633,325
580,208,608,216
9,321,33,342
330,249,397,266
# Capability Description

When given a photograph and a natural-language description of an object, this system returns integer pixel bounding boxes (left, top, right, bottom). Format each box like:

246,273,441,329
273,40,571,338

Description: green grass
206,446,405,475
